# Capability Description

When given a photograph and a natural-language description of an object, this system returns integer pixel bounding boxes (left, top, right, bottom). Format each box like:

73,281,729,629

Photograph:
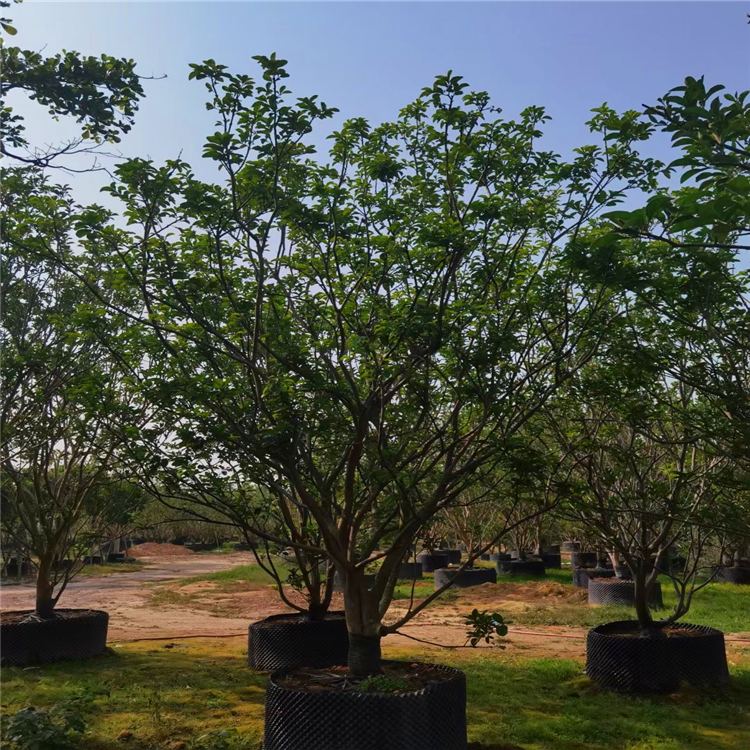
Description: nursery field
2,552,750,750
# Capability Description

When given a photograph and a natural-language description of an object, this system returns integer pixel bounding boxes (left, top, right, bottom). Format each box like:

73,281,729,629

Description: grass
79,561,146,577
492,571,750,633
1,637,748,750
176,564,276,592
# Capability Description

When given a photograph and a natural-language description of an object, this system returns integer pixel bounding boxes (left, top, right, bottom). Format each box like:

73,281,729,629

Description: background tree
576,77,750,469
544,339,737,633
0,169,146,618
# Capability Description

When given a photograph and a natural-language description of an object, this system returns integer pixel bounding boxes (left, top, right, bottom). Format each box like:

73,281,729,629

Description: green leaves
464,609,509,648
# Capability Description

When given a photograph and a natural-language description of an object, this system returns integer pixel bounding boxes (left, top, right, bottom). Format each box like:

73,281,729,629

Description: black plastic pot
397,562,423,580
248,612,349,671
416,552,449,573
586,620,729,693
436,549,462,565
2,559,32,577
561,541,580,552
333,572,377,592
86,556,103,565
489,553,509,563
545,544,561,554
479,554,490,561
263,661,467,750
497,559,546,577
570,552,597,568
434,567,496,589
572,567,614,589
712,564,750,585
588,579,663,608
540,553,561,569
0,609,109,667
108,553,126,563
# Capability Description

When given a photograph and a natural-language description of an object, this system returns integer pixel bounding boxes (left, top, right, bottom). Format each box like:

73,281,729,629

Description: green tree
0,169,147,617
1,0,146,170
577,77,750,467
77,57,663,674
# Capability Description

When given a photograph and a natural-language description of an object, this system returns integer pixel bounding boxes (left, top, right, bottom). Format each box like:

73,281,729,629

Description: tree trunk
633,565,654,631
35,556,56,619
341,570,383,677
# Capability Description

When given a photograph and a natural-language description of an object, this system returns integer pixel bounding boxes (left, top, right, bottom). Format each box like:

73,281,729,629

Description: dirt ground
2,551,748,664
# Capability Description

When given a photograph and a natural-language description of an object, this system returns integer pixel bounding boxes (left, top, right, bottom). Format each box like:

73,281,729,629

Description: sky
9,1,750,206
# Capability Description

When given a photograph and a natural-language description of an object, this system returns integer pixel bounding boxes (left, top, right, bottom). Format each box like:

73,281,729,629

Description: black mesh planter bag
0,609,109,667
586,620,729,693
588,579,663,608
497,559,546,577
436,549,462,565
572,567,614,589
434,567,496,589
561,541,580,552
248,613,349,671
713,565,750,585
540,553,561,569
416,552,449,573
570,552,597,568
263,661,467,750
397,562,423,580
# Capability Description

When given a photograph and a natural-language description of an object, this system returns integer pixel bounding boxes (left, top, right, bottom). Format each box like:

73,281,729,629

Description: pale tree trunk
341,571,383,677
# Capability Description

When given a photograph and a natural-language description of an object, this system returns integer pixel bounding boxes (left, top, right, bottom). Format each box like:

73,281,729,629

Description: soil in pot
264,661,467,750
586,620,729,693
0,609,109,667
248,612,349,671
588,578,664,608
417,552,450,573
434,566,497,589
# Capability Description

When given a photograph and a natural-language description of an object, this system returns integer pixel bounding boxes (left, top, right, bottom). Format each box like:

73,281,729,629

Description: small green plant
354,675,412,693
464,609,509,647
0,701,86,750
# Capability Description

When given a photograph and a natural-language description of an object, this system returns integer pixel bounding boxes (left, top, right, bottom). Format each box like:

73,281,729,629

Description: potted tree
547,341,735,692
1,173,146,665
76,56,662,746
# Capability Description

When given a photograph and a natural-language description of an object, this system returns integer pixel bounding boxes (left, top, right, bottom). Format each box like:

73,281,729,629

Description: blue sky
11,1,750,205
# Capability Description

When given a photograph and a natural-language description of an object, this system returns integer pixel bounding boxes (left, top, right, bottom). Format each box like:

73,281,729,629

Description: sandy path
0,553,268,640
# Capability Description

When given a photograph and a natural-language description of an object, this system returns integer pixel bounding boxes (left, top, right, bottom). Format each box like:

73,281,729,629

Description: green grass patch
78,561,145,577
1,638,748,750
177,563,276,592
503,577,750,633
